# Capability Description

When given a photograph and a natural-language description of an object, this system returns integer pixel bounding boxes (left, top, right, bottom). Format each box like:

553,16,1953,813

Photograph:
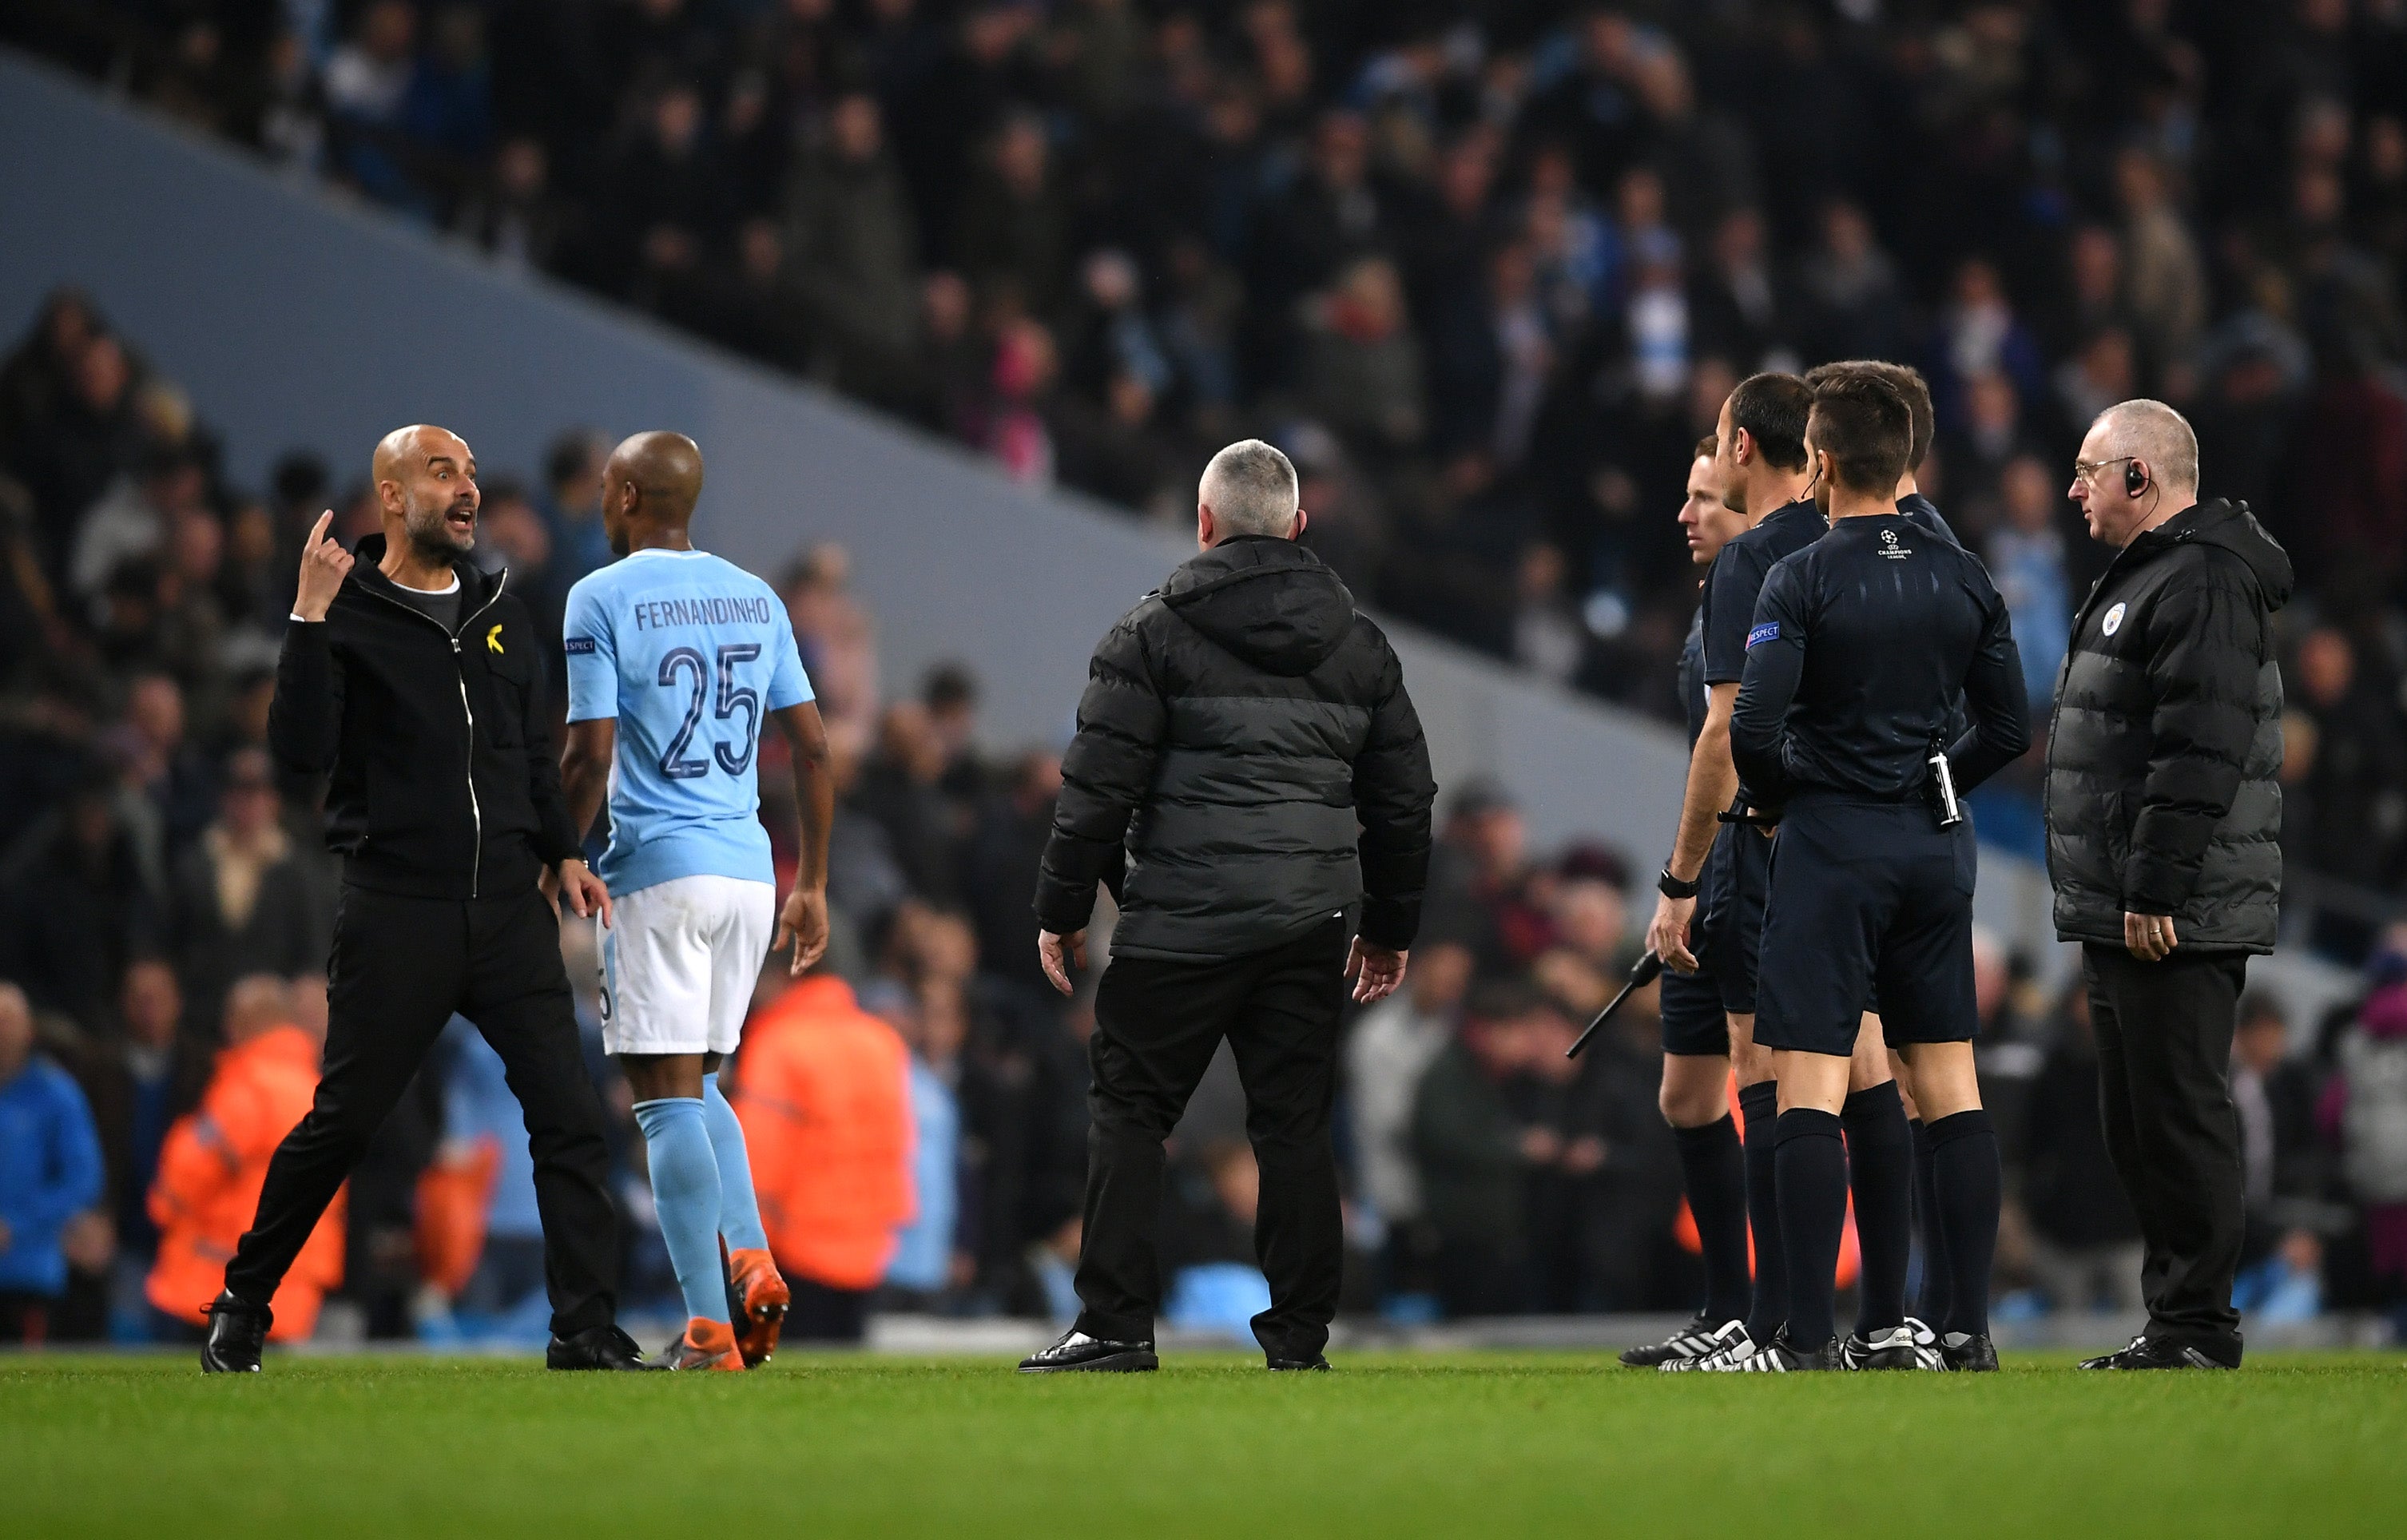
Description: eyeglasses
2071,455,2137,482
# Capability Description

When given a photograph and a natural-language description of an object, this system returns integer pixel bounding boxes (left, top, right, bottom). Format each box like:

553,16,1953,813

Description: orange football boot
663,1316,744,1371
726,1248,790,1367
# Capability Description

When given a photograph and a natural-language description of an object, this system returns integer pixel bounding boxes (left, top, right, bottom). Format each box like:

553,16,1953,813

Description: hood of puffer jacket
1158,534,1357,677
2142,499,2294,611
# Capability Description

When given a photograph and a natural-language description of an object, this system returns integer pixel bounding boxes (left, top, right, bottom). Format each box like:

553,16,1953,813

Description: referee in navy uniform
1729,374,2031,1371
1638,373,1824,1367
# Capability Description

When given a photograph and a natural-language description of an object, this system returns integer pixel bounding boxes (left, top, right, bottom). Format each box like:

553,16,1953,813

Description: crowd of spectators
10,0,2407,942
7,0,2407,1343
5,290,2407,1345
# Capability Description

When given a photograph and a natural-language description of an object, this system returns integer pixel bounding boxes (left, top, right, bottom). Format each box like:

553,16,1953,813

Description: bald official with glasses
2047,401,2292,1371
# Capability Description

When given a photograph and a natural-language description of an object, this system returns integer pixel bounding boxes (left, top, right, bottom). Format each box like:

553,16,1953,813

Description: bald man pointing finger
201,424,648,1372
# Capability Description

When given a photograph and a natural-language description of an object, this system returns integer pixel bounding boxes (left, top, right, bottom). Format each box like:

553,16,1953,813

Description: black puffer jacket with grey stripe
2042,499,2292,953
1035,535,1436,962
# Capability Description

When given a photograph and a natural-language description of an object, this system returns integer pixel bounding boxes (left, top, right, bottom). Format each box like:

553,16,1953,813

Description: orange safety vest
729,975,914,1291
147,1026,345,1340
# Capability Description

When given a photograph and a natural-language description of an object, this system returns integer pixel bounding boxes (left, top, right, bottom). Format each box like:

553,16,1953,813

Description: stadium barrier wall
0,48,2185,989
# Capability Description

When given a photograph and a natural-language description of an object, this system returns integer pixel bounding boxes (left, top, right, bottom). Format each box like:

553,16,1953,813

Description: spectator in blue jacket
0,981,106,1342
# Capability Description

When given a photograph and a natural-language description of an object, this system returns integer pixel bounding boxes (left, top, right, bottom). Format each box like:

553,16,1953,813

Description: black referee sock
1910,1117,1953,1328
1671,1114,1750,1324
1841,1082,1913,1339
1738,1082,1787,1343
1773,1108,1849,1352
1926,1109,2002,1340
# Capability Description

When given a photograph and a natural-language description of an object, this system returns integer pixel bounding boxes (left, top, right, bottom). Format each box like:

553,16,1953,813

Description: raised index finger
308,509,335,548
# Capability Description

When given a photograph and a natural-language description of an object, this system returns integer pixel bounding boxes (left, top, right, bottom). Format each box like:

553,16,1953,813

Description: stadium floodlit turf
9,1352,2405,1538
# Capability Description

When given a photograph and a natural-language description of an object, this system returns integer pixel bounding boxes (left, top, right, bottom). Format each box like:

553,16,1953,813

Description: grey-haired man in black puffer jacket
2047,399,2291,1370
1019,439,1435,1375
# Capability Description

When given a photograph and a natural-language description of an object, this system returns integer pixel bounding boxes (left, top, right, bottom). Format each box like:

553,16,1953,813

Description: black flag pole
1567,951,1666,1059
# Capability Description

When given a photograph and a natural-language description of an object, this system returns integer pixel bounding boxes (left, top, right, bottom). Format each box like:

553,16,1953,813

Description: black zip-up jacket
268,534,582,900
1034,535,1436,961
2043,499,2292,952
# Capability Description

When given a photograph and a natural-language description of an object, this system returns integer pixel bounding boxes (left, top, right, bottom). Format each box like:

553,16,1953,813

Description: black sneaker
1623,1316,1741,1368
1674,1322,1760,1372
1843,1318,1945,1371
1266,1354,1331,1371
1940,1332,2000,1372
200,1292,271,1373
546,1324,659,1371
2075,1332,2239,1371
1018,1328,1158,1373
1738,1332,1846,1372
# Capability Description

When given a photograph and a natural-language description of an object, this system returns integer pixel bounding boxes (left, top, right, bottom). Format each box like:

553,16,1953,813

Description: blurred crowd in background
5,0,2407,1347
6,296,2407,1345
8,0,2406,949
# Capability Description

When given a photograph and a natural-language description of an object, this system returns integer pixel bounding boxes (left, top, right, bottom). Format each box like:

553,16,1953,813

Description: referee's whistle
1928,747,1964,829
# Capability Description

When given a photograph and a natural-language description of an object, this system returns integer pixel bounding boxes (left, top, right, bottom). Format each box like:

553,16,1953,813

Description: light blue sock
702,1073,771,1254
632,1097,730,1324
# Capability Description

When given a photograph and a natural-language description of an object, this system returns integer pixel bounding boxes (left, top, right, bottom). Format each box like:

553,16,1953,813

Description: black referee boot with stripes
1627,1316,1745,1369
1738,1332,1846,1371
1843,1317,1945,1371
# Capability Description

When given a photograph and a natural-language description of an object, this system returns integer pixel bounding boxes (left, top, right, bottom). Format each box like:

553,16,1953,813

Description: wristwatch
1657,863,1700,900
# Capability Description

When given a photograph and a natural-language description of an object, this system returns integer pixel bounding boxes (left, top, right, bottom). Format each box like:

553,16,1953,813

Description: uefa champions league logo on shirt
1877,528,1909,560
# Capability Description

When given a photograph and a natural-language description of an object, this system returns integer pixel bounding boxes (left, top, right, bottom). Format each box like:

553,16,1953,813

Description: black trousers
2082,943,2248,1343
1074,917,1348,1359
224,885,622,1337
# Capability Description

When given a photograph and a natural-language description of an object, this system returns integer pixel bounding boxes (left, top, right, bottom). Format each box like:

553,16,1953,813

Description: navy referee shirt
1702,498,1828,690
1729,511,2030,815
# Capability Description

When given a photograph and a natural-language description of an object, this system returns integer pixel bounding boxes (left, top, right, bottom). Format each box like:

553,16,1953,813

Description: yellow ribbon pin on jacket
487,624,504,655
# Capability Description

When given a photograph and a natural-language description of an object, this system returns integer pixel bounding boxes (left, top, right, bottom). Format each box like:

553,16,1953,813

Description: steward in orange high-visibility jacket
149,978,344,1340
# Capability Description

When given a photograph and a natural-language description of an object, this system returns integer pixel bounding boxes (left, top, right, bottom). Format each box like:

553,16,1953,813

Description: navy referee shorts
1657,818,1771,1054
1752,794,1980,1058
1696,818,1770,1018
1658,963,1728,1056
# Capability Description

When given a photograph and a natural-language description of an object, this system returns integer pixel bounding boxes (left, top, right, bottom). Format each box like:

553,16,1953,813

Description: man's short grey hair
2094,399,2200,494
1200,439,1301,537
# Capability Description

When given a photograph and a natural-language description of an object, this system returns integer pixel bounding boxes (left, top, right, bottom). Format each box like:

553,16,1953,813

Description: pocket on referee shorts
1949,820,1978,899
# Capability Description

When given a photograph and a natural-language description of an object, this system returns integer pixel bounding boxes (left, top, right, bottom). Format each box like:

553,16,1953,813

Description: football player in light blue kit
558,431,834,1371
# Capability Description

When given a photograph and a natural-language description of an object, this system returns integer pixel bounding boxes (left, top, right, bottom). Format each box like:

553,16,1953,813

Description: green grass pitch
9,1351,2405,1538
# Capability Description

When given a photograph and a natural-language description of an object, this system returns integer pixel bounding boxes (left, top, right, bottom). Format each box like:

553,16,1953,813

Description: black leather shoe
201,1292,271,1373
1266,1354,1331,1371
1018,1328,1158,1372
1940,1332,2000,1372
546,1324,659,1371
2076,1332,2239,1371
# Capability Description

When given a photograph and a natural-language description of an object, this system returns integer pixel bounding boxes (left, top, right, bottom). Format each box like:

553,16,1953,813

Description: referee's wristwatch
1657,863,1701,901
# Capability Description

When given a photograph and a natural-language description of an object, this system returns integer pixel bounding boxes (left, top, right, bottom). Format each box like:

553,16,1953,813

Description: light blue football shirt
563,548,812,896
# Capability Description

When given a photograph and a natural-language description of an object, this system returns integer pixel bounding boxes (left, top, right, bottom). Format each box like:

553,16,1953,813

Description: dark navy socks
1773,1107,1849,1351
1926,1109,2001,1340
1911,1117,1953,1328
1738,1082,1787,1343
1841,1081,1913,1338
1671,1113,1750,1324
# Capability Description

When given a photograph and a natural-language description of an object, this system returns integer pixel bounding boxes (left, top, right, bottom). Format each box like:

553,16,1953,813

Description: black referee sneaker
1730,375,2030,1371
200,425,645,1373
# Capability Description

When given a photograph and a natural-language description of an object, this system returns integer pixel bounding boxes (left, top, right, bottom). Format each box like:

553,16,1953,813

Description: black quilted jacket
2041,500,2292,952
1034,535,1436,962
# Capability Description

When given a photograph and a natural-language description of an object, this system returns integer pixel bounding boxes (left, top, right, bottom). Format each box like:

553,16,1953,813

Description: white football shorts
598,873,777,1057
